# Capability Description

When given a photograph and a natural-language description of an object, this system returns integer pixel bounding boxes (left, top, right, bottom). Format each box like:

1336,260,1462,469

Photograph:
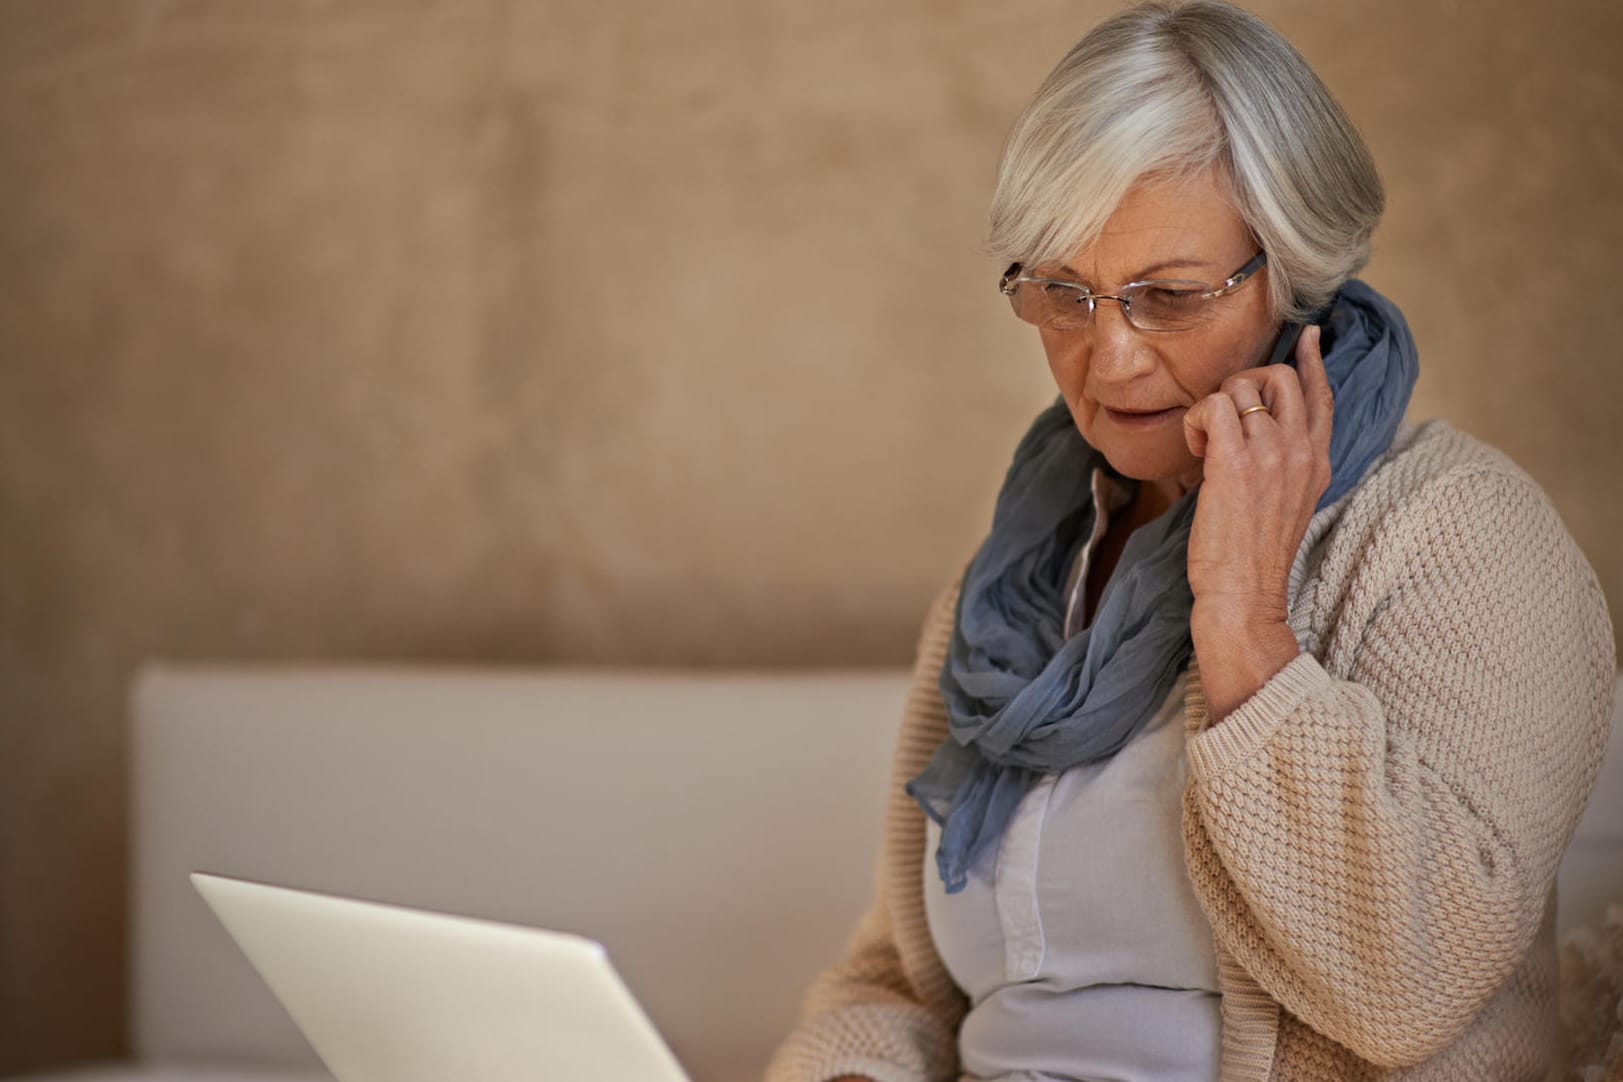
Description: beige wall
2,0,1618,1072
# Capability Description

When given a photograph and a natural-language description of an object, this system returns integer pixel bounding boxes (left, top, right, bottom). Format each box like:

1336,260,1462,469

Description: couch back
131,664,912,1082
130,663,1623,1082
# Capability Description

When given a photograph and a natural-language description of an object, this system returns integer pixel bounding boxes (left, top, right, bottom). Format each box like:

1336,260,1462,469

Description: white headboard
131,665,910,1082
129,663,1622,1081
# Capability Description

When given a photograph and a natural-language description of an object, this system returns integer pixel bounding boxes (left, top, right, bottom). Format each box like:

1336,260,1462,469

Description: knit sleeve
760,891,958,1082
1180,464,1617,1069
762,580,966,1082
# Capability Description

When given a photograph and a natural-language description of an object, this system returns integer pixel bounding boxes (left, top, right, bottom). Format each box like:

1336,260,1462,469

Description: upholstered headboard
130,664,911,1082
128,663,1622,1082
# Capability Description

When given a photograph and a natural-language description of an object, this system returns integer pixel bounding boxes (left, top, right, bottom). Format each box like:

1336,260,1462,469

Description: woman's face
1035,167,1281,496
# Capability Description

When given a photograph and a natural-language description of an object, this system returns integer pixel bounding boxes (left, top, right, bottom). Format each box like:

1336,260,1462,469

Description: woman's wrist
1190,601,1300,726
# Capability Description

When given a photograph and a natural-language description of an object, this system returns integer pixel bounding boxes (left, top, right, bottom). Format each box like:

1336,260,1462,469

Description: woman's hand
1180,325,1332,723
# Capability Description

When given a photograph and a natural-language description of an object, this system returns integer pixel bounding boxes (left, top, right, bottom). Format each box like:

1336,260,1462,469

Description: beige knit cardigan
765,418,1617,1082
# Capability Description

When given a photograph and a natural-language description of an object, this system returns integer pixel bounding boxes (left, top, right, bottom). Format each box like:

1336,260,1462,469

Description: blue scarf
906,278,1419,894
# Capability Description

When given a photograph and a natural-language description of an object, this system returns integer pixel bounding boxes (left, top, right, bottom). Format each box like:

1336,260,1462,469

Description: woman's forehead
1039,173,1251,281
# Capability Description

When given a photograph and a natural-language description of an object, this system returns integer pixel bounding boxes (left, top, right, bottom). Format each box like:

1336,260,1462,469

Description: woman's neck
1130,475,1192,525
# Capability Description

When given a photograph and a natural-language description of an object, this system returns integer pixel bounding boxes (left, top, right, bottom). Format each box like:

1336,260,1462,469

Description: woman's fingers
1227,379,1267,415
1187,326,1334,469
1222,365,1303,435
1184,390,1245,460
1295,324,1334,460
1182,397,1208,458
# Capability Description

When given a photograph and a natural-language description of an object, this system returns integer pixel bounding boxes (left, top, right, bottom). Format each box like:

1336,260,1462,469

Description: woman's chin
1089,437,1181,484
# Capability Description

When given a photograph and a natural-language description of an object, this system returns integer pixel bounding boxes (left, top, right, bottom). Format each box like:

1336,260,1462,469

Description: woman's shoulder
1324,416,1608,634
1363,415,1539,500
1335,415,1567,546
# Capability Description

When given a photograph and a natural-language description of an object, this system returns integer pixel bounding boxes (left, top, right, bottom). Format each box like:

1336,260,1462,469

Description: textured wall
1,0,1618,1072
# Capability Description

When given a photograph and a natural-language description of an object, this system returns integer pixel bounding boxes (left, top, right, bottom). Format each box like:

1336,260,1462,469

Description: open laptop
190,871,691,1082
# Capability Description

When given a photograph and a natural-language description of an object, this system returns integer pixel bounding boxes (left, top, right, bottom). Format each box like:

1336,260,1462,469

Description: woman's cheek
1181,331,1255,393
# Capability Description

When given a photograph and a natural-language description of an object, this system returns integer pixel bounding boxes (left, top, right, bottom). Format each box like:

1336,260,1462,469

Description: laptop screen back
191,872,691,1082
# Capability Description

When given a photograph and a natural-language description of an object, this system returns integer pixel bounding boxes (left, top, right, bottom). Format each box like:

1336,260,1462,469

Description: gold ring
1237,404,1271,418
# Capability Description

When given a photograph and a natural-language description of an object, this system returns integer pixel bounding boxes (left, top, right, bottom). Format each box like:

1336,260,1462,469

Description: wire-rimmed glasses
998,249,1267,333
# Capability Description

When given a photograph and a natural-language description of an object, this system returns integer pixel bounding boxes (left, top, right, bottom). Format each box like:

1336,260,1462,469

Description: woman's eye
1041,284,1089,304
1143,287,1202,309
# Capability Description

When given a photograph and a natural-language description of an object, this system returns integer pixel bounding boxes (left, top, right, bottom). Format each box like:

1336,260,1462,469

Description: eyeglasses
998,249,1267,333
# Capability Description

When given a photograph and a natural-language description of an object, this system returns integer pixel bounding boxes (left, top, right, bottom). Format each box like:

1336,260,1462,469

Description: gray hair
986,0,1384,324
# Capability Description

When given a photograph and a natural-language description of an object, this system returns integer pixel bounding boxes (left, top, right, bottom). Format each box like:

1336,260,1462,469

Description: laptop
190,871,691,1082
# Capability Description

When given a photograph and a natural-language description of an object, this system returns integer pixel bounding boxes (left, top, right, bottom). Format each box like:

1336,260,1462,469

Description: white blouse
922,465,1222,1082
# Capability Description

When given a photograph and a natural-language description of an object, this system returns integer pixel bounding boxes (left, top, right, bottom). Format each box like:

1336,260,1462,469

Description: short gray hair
986,0,1384,324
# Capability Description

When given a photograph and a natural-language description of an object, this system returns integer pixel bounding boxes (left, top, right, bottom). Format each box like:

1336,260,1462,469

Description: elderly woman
764,2,1615,1081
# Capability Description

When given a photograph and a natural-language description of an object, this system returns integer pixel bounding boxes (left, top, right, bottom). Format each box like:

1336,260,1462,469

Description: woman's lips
1103,405,1184,426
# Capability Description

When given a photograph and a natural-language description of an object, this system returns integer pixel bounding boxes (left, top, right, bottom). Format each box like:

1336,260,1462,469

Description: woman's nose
1085,300,1156,379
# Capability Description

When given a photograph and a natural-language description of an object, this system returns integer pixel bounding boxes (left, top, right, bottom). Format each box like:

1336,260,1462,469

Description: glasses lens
1011,281,1092,330
1123,283,1214,332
